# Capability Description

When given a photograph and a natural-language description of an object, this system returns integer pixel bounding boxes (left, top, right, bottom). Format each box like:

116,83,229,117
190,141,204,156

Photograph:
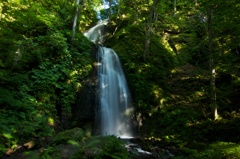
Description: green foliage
179,142,240,159
0,0,94,156
106,24,175,114
0,86,54,157
26,134,129,159
76,136,129,159
106,0,240,153
51,128,85,145
141,105,202,145
1,0,240,157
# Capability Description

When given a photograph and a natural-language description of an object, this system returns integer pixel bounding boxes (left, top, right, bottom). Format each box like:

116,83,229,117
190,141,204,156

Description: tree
72,0,81,42
144,0,160,61
0,0,94,155
207,8,218,120
188,0,240,119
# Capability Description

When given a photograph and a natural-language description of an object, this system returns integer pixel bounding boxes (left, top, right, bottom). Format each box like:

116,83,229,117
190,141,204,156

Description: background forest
0,0,240,158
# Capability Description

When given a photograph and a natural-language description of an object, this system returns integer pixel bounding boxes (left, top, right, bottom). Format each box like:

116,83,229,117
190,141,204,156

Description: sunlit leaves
0,0,95,156
3,133,13,139
0,86,54,154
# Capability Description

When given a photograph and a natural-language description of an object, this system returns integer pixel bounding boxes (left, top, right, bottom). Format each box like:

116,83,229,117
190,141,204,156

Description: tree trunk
208,8,218,120
0,4,2,21
144,0,160,61
194,0,198,5
72,0,81,43
134,0,139,24
109,0,113,17
174,0,177,15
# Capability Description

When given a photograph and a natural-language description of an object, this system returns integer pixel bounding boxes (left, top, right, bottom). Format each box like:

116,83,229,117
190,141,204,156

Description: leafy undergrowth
174,141,240,159
139,63,240,159
4,128,131,159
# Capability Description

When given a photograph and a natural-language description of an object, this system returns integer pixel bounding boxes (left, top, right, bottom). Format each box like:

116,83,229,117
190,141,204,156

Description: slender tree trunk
109,0,113,17
134,0,139,24
194,0,198,5
72,0,81,43
117,0,121,18
144,0,160,61
174,0,177,15
208,8,218,120
0,4,2,21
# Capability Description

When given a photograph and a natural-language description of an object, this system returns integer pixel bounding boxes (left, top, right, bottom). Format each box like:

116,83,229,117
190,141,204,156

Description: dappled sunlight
70,70,78,77
78,64,92,76
0,88,55,155
193,90,205,97
0,0,239,158
24,141,35,149
153,87,162,98
175,43,182,51
48,117,55,126
149,85,166,113
3,133,13,140
161,33,175,54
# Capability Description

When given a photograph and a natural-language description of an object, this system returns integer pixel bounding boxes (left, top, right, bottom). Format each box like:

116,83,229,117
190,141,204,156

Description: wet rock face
71,45,98,131
74,78,97,124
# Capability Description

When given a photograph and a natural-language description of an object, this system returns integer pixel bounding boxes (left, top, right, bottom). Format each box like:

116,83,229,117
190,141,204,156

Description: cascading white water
84,19,108,45
84,21,134,137
97,47,133,137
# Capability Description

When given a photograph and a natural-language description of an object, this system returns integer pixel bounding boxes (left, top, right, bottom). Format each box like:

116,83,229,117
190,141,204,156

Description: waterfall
84,21,134,137
84,19,108,45
97,47,133,137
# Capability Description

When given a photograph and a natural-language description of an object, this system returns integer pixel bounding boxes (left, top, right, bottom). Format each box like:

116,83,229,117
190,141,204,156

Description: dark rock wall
71,45,99,134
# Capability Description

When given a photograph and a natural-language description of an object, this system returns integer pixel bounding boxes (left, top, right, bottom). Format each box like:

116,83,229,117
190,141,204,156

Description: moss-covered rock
51,128,85,145
23,135,129,159
75,136,129,159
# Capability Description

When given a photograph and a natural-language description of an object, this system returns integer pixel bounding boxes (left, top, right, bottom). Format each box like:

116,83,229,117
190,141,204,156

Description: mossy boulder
9,128,130,159
51,127,85,145
74,136,129,159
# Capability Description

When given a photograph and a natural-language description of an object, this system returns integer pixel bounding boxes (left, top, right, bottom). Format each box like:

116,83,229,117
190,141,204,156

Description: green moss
75,136,129,159
51,128,85,145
